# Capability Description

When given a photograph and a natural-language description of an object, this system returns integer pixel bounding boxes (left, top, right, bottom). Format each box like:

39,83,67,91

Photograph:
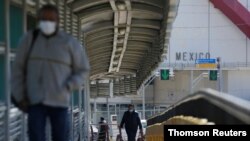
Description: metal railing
0,105,6,141
0,104,85,141
90,122,147,141
147,88,250,126
9,108,23,141
0,105,24,141
90,123,128,141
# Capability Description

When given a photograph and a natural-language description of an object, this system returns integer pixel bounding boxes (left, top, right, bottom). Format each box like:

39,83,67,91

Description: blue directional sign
195,59,217,68
195,59,216,64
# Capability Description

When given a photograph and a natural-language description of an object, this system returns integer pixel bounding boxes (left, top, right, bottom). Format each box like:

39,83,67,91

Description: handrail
147,89,250,125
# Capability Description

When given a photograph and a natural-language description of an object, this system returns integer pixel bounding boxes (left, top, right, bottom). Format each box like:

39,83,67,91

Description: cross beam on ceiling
109,0,132,73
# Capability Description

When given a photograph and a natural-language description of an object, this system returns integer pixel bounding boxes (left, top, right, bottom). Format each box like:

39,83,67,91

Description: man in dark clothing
12,4,90,141
119,104,143,141
98,117,109,141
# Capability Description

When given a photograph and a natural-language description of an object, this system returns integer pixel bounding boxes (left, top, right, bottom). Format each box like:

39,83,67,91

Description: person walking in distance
119,104,144,141
11,4,90,141
98,117,109,141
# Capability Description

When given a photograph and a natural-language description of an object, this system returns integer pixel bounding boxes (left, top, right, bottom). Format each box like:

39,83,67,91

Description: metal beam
84,78,90,140
88,49,112,55
90,56,111,62
85,30,113,41
86,40,113,48
109,0,117,11
115,0,133,72
72,0,109,12
86,36,113,46
83,20,160,34
120,59,141,64
132,3,163,20
126,47,150,51
21,0,27,140
130,27,158,35
82,21,113,33
129,33,156,38
124,51,147,56
131,0,164,8
128,36,154,42
78,7,113,22
90,66,109,71
127,40,152,47
108,0,119,73
88,48,112,55
91,62,110,67
132,19,161,29
123,53,145,58
4,0,11,140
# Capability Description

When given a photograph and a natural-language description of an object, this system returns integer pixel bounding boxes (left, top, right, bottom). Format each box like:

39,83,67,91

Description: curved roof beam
90,55,111,62
132,3,163,20
86,40,113,48
88,48,112,55
82,21,113,33
87,42,113,48
85,29,114,41
126,47,150,51
132,20,161,29
130,27,158,36
119,59,141,64
128,36,154,42
72,0,109,12
86,36,113,46
131,0,164,8
83,20,160,35
77,5,113,22
127,40,152,47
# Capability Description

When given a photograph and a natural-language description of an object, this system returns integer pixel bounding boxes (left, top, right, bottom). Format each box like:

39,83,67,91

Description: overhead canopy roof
71,0,179,90
10,0,179,96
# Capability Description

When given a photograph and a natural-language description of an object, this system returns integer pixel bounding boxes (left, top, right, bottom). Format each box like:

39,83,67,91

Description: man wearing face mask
11,4,90,141
119,104,143,141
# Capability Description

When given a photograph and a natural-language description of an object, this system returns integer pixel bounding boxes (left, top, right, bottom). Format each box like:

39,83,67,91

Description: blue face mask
129,109,133,112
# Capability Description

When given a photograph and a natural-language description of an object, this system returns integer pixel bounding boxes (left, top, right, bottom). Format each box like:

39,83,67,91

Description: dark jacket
98,121,109,140
120,111,142,131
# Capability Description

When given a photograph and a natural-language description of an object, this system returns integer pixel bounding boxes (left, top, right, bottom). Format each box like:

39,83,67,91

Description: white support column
84,78,90,141
78,87,83,141
218,58,223,92
142,85,145,119
109,80,114,98
4,0,10,140
106,97,110,123
21,1,27,140
93,98,97,124
190,70,193,94
70,92,74,141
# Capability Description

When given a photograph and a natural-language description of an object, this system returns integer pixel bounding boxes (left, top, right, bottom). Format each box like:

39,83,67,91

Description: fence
0,93,86,141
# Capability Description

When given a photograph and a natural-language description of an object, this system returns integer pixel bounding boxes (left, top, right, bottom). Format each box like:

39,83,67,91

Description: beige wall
226,70,250,100
152,70,217,105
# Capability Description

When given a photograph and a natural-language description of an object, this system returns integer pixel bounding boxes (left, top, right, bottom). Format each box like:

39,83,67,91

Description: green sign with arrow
160,69,170,80
209,70,218,81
